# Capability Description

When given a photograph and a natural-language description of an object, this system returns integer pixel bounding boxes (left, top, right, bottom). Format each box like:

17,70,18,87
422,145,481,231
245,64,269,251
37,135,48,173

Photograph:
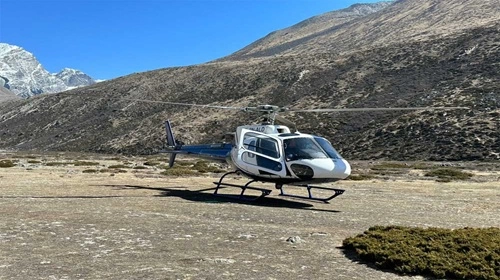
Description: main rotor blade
122,98,245,110
288,107,469,112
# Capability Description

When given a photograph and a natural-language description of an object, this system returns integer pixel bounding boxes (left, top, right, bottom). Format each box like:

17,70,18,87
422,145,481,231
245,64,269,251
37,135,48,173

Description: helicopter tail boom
162,120,232,167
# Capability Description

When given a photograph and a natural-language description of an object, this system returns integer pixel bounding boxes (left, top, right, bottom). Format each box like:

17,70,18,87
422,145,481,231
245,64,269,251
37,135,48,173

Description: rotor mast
244,105,287,125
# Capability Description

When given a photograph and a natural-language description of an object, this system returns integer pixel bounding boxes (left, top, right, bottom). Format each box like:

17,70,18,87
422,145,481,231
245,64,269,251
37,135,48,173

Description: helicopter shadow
100,184,341,213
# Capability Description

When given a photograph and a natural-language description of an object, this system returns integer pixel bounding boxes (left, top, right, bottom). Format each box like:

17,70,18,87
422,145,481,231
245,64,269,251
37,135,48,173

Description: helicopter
125,99,467,203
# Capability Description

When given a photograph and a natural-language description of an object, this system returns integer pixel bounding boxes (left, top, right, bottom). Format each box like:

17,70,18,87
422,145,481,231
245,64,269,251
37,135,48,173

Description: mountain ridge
223,2,393,61
224,0,500,61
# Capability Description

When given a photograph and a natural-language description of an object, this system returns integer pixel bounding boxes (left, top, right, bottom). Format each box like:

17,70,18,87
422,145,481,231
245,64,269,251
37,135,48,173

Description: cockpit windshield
283,137,328,161
313,136,342,159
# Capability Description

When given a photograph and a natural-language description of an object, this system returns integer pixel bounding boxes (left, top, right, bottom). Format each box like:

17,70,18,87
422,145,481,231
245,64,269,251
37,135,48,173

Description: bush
73,161,100,166
99,168,127,173
0,160,15,168
133,166,148,170
425,168,474,182
175,161,195,167
45,162,68,166
82,169,99,173
371,162,409,170
192,161,225,173
159,160,226,176
107,164,130,169
347,174,376,181
343,226,500,280
160,166,198,176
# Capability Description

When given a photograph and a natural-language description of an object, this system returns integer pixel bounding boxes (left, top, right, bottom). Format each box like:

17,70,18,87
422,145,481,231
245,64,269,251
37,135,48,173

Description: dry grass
0,152,499,279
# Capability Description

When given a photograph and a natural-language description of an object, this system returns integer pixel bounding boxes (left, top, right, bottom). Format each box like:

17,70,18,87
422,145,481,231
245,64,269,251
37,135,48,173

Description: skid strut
213,171,271,201
279,184,344,203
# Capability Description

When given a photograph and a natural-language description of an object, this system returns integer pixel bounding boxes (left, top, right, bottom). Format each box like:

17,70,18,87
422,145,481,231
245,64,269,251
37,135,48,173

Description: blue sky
0,0,383,80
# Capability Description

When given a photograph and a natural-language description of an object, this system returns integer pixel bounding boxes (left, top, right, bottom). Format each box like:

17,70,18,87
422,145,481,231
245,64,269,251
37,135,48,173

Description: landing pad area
1,152,499,279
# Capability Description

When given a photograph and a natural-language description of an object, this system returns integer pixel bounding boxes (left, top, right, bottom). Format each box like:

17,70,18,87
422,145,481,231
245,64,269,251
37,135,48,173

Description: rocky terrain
0,0,498,161
223,0,500,60
224,1,393,61
0,151,499,279
0,84,20,102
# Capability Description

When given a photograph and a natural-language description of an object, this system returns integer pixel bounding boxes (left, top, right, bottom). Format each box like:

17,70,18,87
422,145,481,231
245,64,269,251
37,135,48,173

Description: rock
286,236,304,244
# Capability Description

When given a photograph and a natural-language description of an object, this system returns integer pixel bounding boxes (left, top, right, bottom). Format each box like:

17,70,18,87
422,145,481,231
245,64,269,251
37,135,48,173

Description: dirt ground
0,151,499,280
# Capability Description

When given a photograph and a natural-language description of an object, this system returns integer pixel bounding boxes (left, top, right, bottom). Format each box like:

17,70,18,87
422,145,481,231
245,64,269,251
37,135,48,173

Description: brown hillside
0,0,498,161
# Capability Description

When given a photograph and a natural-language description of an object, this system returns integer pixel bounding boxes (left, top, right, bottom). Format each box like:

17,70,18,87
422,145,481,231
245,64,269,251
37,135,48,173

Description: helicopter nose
302,158,350,179
334,159,351,179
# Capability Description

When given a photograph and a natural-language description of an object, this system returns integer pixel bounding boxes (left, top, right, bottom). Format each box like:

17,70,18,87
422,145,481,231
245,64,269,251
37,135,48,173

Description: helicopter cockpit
284,137,325,161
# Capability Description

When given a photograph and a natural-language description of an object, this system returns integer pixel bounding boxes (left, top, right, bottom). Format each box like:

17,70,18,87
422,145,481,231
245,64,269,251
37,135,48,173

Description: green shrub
371,162,434,170
107,164,130,169
425,168,474,182
45,162,68,166
192,161,225,173
347,174,376,181
133,166,148,170
82,169,99,173
24,155,38,159
371,162,409,170
343,226,500,280
160,166,198,176
73,161,100,166
0,160,15,168
100,168,127,173
175,161,195,167
107,157,122,161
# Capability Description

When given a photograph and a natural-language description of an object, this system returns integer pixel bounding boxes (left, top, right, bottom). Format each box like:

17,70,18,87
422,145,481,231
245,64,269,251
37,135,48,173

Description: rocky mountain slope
0,43,96,98
225,0,500,60
224,1,393,61
55,68,95,88
0,0,498,161
0,86,20,102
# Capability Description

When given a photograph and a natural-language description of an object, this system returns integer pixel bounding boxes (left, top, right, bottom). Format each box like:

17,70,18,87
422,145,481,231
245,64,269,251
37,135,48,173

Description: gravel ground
0,153,499,279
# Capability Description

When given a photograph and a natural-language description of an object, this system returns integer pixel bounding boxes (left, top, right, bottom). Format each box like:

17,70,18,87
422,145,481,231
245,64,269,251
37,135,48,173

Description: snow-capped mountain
55,68,95,88
0,43,96,98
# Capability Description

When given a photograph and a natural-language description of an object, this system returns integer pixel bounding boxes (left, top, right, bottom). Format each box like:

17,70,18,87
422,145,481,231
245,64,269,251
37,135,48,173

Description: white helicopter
126,99,466,203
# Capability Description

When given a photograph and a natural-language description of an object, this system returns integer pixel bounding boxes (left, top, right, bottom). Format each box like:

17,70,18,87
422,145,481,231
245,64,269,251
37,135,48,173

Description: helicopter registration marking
248,126,266,132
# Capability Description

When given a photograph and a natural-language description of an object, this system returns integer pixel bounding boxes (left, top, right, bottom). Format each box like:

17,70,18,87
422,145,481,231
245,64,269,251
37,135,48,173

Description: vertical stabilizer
165,120,176,147
165,120,177,167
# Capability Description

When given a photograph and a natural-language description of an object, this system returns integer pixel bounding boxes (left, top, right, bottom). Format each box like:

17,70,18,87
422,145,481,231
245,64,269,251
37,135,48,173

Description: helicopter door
237,129,286,177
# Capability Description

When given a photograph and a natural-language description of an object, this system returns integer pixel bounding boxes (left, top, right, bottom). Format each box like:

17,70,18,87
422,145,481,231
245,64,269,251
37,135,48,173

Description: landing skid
213,171,271,201
213,171,344,203
278,184,344,203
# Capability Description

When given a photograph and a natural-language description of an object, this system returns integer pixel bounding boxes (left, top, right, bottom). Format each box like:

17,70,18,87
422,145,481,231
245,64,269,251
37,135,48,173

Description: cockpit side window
242,132,280,159
256,138,278,158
